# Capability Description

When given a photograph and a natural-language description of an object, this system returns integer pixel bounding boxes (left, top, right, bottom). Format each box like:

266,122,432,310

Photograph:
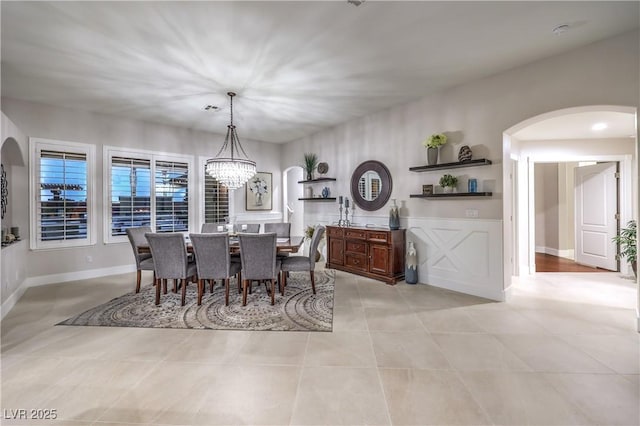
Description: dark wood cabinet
326,226,405,284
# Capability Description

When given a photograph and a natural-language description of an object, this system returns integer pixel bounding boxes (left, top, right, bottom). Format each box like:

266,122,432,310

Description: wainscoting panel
407,218,504,300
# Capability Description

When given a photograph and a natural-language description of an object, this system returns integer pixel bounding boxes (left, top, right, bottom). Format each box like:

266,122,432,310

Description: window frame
104,146,195,244
29,137,96,250
198,156,235,229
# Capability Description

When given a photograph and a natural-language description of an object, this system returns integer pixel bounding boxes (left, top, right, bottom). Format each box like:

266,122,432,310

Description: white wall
0,99,282,284
1,112,30,315
282,30,639,300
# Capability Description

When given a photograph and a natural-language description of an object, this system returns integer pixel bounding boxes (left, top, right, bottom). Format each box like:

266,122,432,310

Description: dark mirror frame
350,160,392,211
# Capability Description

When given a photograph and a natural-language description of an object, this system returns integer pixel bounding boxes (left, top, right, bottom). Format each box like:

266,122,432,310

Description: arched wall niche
1,136,27,239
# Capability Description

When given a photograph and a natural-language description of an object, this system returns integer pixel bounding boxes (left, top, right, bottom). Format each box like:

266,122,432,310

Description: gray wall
0,100,282,282
281,31,638,224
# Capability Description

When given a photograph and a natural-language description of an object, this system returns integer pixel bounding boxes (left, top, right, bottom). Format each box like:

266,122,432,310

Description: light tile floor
1,269,638,425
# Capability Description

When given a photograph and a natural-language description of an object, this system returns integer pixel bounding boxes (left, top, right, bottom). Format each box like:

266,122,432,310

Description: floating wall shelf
410,192,493,199
409,159,492,172
298,177,337,184
298,197,337,201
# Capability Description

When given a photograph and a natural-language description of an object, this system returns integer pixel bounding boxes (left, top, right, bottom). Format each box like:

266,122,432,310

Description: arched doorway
502,105,638,330
282,165,304,243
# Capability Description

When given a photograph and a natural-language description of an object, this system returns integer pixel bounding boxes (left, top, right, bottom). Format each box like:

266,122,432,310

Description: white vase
443,186,453,193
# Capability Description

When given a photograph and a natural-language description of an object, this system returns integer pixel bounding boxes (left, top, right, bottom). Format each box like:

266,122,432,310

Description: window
155,160,189,233
104,147,193,243
30,138,95,249
203,167,229,224
110,157,152,236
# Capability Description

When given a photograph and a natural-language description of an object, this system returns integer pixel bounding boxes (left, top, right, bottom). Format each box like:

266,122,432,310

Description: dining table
137,235,305,255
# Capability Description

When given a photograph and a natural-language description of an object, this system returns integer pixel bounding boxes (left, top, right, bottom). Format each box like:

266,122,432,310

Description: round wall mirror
350,160,392,211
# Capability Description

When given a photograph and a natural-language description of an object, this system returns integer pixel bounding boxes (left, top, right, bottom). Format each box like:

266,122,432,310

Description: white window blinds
110,157,152,236
155,160,189,233
203,167,229,224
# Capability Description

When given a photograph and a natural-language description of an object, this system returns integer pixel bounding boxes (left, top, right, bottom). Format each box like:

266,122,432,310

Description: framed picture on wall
245,172,272,211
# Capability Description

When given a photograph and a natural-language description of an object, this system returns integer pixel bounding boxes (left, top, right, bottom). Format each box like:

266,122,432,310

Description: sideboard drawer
345,253,368,272
345,240,367,254
367,231,389,243
345,229,366,240
327,227,344,238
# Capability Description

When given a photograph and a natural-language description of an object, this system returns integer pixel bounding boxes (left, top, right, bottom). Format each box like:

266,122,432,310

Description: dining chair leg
280,271,286,296
172,279,178,293
242,279,248,306
310,271,316,294
136,269,142,293
209,279,214,293
181,278,188,306
224,278,230,306
163,279,168,294
155,278,161,305
197,278,204,305
270,279,275,305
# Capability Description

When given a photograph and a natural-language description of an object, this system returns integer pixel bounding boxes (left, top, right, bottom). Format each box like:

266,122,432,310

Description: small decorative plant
439,173,458,189
303,153,318,180
304,225,316,240
423,133,448,149
612,220,637,277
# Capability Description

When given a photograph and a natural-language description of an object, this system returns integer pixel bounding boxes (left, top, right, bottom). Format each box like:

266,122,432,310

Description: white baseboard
0,282,28,320
535,246,574,260
24,264,136,288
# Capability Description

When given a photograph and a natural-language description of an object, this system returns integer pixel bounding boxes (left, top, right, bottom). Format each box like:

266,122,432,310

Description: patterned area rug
58,270,334,332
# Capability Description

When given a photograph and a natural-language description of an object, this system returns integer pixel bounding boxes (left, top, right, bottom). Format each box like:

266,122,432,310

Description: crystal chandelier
205,92,256,189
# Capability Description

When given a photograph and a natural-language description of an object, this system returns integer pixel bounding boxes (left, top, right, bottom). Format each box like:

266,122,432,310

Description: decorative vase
458,145,472,162
405,241,418,284
305,187,313,198
427,147,438,165
389,199,400,230
306,170,313,181
468,178,478,193
322,187,330,198
443,186,453,193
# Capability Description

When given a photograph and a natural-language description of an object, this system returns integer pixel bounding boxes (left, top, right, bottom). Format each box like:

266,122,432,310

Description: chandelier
205,92,256,189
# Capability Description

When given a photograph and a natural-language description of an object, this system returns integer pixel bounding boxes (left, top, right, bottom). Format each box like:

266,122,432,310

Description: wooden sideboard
326,226,405,284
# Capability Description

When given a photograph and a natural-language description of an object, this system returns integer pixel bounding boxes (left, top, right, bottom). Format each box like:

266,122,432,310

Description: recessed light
552,24,570,36
591,122,608,131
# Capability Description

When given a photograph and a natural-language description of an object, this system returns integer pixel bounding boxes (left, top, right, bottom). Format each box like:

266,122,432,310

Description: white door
574,162,617,270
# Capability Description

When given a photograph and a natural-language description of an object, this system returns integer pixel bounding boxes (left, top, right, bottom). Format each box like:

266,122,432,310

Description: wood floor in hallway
535,252,612,273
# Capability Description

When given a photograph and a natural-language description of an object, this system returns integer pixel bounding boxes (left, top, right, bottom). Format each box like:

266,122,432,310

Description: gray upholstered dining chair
201,223,228,233
265,222,292,261
238,232,280,306
234,223,261,233
126,226,154,293
264,222,291,237
145,232,197,306
280,225,325,296
189,233,242,306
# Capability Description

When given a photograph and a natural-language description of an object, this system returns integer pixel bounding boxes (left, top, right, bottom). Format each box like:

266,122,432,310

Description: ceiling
513,111,637,141
2,1,638,143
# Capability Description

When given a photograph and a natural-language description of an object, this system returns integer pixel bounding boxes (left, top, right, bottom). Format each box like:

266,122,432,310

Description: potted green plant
422,133,448,165
303,153,318,181
439,174,458,193
612,220,637,277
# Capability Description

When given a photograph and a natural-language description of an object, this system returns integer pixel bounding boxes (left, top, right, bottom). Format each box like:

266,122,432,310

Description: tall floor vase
405,241,418,284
